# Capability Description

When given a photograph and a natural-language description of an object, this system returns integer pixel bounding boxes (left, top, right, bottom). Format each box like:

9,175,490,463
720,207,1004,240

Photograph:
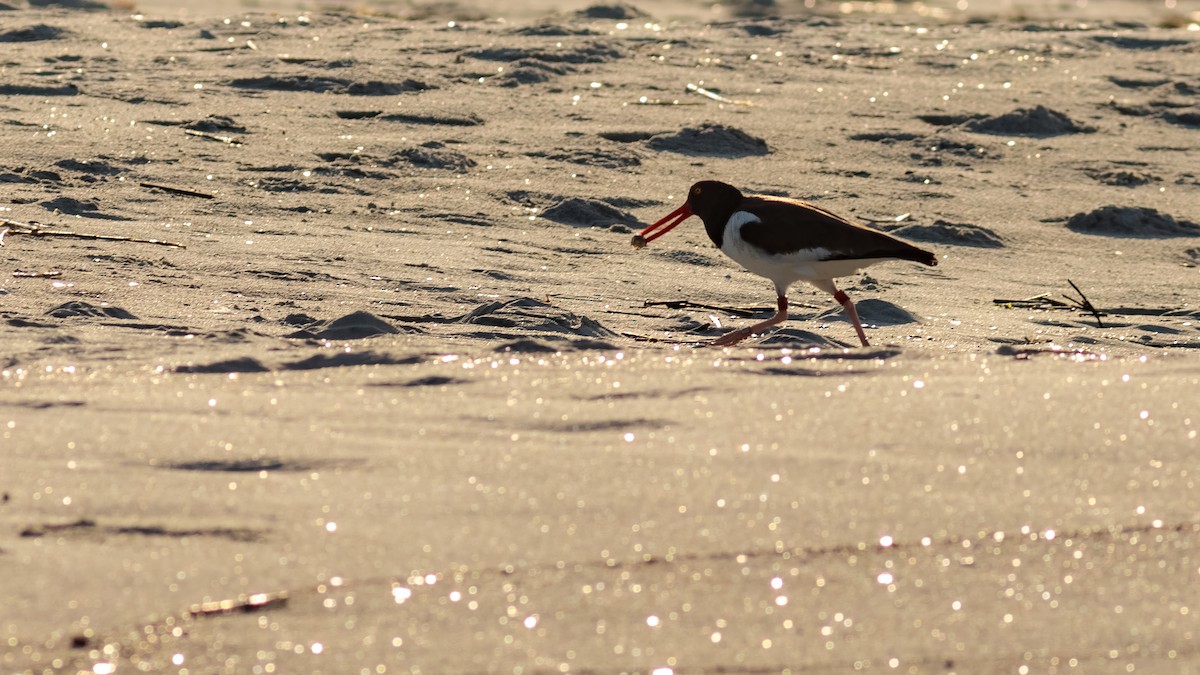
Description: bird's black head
685,180,744,228
633,180,745,249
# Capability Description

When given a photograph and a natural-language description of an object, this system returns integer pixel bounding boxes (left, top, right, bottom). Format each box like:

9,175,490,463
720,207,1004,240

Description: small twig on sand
1065,278,1105,328
189,591,289,618
643,299,770,317
686,83,755,106
184,129,243,145
992,293,1073,308
859,213,911,225
12,269,63,278
994,283,1106,327
0,217,186,249
141,182,215,199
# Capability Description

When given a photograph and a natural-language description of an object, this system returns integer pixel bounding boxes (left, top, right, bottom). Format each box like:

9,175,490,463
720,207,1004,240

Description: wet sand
2,1,1199,673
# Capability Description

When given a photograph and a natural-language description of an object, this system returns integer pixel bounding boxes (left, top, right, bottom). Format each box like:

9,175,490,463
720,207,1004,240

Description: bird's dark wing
738,196,937,266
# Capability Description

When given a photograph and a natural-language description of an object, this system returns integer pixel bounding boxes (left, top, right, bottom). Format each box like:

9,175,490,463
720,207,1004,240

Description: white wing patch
726,210,761,231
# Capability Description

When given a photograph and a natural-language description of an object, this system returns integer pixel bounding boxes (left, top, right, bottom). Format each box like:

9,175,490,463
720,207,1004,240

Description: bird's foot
710,327,752,347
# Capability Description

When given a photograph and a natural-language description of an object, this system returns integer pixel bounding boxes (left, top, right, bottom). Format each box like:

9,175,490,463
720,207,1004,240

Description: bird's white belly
720,211,886,291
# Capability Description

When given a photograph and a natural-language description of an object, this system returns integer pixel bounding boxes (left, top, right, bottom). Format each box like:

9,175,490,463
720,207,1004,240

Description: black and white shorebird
632,180,937,347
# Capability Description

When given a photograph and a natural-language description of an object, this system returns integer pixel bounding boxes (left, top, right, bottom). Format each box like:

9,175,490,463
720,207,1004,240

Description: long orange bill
638,203,692,244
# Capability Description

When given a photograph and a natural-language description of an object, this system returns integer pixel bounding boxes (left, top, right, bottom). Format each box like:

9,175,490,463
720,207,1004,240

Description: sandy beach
2,0,1199,672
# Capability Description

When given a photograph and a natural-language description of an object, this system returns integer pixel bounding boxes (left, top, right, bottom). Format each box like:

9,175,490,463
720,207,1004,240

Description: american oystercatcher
632,180,937,347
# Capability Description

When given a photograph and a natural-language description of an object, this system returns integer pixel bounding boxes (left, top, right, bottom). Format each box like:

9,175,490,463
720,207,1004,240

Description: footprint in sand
1084,167,1160,187
383,143,476,173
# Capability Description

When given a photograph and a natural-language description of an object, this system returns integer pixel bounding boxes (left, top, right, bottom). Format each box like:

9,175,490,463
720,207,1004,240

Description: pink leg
711,295,788,347
833,289,870,347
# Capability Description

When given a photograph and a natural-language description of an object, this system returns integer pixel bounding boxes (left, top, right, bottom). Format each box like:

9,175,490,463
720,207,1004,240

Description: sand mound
819,299,920,326
46,301,138,320
0,83,78,96
0,24,69,42
282,351,421,370
380,112,484,127
1084,168,1158,186
53,158,121,175
646,123,770,157
1163,111,1200,128
465,41,621,86
456,297,619,338
464,42,622,65
512,23,597,37
577,3,644,19
889,220,1005,248
183,115,245,134
494,337,617,352
226,76,431,95
540,198,639,228
527,147,641,168
758,328,847,347
966,105,1094,136
1093,36,1191,50
1066,206,1200,238
163,458,298,472
285,311,413,340
39,196,101,216
385,143,476,172
849,130,923,143
175,357,270,374
652,249,725,266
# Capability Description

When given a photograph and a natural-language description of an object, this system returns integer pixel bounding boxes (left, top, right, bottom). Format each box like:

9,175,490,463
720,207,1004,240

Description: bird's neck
700,207,736,249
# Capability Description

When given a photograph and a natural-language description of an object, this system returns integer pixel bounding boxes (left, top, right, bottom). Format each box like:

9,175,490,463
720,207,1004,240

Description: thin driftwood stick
141,182,215,199
0,217,186,249
859,213,911,224
1066,278,1105,328
12,270,63,278
685,83,755,106
992,296,1073,308
643,299,772,317
189,591,289,617
184,129,243,145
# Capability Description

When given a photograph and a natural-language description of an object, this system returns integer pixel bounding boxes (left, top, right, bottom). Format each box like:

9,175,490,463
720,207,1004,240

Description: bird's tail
903,248,938,267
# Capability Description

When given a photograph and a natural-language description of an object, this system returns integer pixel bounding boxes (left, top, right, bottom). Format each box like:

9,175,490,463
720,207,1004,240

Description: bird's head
632,181,743,249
